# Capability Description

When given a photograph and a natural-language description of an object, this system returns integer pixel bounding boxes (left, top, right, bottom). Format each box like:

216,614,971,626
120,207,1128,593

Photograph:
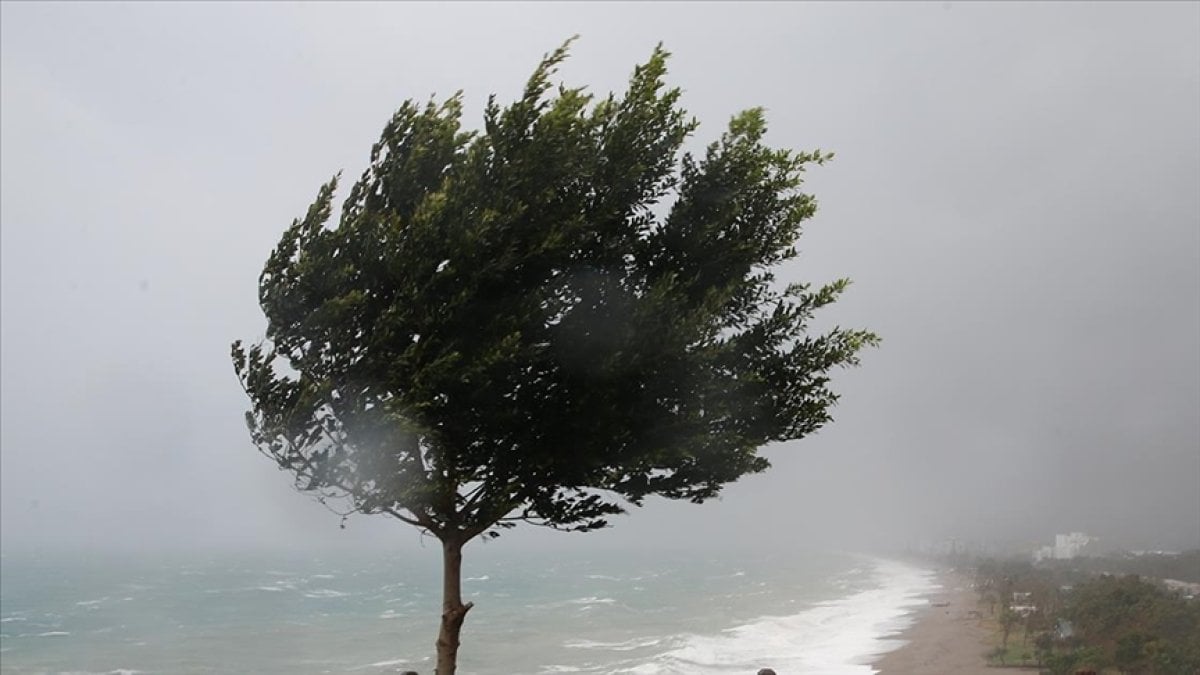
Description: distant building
1033,532,1094,561
1163,579,1200,600
912,536,997,558
916,537,965,557
1055,532,1093,558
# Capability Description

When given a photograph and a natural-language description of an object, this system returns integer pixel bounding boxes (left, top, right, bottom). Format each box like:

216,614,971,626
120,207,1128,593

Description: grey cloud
2,2,1196,556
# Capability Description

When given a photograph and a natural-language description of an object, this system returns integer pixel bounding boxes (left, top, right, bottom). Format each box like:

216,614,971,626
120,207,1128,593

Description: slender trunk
435,537,473,675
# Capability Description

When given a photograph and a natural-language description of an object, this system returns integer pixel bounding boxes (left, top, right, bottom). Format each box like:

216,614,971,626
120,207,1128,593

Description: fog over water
2,2,1197,557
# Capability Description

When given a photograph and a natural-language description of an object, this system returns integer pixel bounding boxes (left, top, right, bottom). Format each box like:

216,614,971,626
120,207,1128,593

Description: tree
1064,574,1200,674
232,39,876,675
999,606,1020,657
1114,633,1152,674
1045,647,1104,675
1033,630,1054,669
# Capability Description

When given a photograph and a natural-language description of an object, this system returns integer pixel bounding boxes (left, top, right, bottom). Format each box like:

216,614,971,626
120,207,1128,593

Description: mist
2,2,1197,559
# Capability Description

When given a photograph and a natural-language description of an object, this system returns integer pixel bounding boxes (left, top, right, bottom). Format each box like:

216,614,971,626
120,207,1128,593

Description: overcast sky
2,2,1197,557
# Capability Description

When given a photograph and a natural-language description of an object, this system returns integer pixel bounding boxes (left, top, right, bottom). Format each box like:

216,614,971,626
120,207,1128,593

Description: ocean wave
303,589,349,599
568,596,615,605
251,577,299,593
528,595,621,612
565,636,665,651
612,558,936,675
628,572,667,581
349,656,426,670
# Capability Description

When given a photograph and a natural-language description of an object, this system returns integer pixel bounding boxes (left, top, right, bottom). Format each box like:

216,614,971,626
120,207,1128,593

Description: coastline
870,568,1026,675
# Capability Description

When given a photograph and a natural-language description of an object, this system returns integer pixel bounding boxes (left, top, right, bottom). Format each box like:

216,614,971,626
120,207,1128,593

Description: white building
1054,532,1093,559
1033,532,1094,561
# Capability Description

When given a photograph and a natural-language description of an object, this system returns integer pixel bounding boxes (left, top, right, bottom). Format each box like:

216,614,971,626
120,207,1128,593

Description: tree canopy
232,38,875,673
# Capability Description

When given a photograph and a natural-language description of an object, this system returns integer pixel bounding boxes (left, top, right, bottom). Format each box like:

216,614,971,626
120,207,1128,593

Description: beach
872,570,1026,675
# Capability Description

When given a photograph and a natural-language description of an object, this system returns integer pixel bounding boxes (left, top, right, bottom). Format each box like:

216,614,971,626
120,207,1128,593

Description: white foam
36,631,72,637
59,670,142,675
615,558,936,675
530,595,621,611
568,596,615,605
349,657,421,670
304,589,349,599
565,637,664,651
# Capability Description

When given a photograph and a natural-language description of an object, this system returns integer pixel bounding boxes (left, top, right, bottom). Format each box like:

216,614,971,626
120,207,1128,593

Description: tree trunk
435,537,473,675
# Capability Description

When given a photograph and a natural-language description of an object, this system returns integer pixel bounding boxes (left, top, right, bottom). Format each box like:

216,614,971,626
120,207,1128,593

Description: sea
0,547,938,675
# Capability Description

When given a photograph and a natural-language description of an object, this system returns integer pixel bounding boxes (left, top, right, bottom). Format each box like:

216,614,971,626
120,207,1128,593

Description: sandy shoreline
870,569,1028,675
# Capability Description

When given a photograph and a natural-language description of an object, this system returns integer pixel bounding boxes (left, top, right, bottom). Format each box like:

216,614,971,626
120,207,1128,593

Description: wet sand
872,571,1028,675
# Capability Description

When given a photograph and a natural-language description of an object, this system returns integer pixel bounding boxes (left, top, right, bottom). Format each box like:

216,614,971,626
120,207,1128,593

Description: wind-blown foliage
1066,575,1200,673
232,39,875,673
974,558,1200,675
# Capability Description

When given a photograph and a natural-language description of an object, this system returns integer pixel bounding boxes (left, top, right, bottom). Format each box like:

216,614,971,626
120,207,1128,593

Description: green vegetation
1051,550,1200,585
974,556,1200,674
1066,574,1200,673
985,618,1037,666
232,39,874,674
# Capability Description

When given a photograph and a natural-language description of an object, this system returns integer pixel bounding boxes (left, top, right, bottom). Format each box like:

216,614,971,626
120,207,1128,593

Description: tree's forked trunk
435,537,472,675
